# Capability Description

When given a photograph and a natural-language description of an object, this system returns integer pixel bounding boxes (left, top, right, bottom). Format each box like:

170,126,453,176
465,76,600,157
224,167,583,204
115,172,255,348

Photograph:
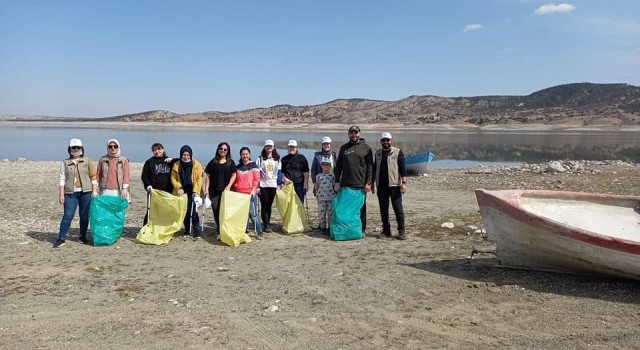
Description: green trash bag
330,187,364,241
90,195,129,246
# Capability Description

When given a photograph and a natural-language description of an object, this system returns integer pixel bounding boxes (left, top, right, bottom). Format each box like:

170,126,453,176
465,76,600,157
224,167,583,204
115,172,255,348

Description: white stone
441,222,455,228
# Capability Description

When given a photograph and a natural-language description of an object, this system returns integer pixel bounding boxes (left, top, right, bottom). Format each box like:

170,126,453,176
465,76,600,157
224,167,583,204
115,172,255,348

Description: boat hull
405,151,434,175
475,189,640,280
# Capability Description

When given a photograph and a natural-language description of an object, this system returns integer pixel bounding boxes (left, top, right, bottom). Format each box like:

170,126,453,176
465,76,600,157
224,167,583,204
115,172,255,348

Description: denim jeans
249,194,263,234
58,191,92,240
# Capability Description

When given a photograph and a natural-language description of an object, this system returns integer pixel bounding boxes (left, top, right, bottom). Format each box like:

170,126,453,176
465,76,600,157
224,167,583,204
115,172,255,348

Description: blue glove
146,186,152,195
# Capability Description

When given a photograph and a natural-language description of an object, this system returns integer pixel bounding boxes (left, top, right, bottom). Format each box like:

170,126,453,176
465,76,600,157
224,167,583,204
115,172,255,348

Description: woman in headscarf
54,138,98,248
97,139,131,201
171,145,204,238
204,142,237,240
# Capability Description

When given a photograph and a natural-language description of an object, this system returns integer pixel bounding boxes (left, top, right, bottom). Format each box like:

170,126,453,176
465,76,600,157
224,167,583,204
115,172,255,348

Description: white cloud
534,3,576,15
463,24,484,33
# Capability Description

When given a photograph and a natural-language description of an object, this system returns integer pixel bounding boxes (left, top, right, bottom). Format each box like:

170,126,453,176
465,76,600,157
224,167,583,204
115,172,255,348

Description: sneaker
265,226,273,233
377,232,392,239
256,234,263,240
193,235,201,241
322,228,330,236
397,233,406,240
216,234,221,241
53,239,66,248
79,236,88,245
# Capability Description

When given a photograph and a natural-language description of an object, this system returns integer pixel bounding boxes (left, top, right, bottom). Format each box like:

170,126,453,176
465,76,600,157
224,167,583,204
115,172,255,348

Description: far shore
3,119,640,132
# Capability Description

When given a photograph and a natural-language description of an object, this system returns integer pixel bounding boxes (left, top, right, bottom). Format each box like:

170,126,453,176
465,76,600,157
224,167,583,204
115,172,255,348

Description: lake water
2,122,640,168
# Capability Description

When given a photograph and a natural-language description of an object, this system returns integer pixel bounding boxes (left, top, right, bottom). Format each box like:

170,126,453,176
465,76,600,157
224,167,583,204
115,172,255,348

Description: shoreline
4,119,640,132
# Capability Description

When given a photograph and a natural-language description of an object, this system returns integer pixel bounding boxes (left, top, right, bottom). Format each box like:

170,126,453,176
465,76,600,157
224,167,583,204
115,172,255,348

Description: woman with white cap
54,138,98,248
281,139,310,203
255,139,282,232
97,139,131,201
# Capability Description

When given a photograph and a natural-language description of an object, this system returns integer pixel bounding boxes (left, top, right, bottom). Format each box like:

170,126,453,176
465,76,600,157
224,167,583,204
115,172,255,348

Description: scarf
179,145,193,186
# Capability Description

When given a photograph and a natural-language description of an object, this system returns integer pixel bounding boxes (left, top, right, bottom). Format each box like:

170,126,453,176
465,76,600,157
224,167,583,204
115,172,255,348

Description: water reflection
2,123,640,167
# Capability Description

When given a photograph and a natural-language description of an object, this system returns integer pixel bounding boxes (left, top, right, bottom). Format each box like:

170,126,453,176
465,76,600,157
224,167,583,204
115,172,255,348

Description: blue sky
1,0,639,117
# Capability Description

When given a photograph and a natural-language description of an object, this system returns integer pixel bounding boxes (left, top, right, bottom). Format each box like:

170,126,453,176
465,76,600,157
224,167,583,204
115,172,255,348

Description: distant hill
4,83,640,126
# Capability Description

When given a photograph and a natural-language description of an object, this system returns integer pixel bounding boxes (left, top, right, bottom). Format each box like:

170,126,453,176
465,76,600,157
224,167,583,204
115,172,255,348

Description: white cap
321,136,332,144
264,139,275,146
288,140,298,147
380,132,393,140
69,138,83,147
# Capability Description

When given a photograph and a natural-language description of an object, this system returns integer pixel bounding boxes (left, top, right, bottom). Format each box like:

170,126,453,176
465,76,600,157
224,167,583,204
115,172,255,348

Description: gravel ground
1,160,639,349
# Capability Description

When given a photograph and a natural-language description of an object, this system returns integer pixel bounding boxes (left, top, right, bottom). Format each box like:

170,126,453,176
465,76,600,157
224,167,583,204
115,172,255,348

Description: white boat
475,189,640,280
405,151,434,175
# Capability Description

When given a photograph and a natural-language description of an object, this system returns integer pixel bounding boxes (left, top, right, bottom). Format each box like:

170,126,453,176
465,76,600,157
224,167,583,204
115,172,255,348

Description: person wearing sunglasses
372,132,407,240
97,139,131,201
53,138,99,248
204,142,237,240
171,145,204,238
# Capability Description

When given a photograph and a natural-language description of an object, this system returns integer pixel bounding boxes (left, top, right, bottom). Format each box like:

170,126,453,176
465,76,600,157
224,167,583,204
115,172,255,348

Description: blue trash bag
90,195,129,246
330,187,365,241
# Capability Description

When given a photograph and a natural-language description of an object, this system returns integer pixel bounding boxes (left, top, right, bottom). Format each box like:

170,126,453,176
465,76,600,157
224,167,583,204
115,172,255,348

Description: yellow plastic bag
275,183,311,234
136,189,187,245
220,190,252,247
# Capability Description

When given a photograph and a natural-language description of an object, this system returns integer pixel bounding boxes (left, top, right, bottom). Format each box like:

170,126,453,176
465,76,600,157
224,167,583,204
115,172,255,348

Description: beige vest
63,158,94,193
374,146,402,187
99,156,127,191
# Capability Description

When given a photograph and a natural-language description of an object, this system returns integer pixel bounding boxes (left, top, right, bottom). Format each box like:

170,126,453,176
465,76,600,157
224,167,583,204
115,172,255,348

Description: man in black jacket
334,125,373,235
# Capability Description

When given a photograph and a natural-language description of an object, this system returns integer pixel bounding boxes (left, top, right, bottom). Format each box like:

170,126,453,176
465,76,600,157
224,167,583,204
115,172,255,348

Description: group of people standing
56,138,131,248
55,125,408,247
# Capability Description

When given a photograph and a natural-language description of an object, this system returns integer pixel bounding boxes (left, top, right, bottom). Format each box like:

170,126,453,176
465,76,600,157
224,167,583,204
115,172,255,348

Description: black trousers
210,191,223,231
259,187,277,227
376,186,404,235
184,190,201,235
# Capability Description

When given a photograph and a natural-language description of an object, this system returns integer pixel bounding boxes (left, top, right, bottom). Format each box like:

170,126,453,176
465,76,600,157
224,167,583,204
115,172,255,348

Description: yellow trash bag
275,183,311,234
220,190,252,247
136,189,187,245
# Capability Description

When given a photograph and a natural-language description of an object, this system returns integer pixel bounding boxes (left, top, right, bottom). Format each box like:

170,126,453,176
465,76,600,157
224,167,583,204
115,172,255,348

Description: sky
1,0,639,117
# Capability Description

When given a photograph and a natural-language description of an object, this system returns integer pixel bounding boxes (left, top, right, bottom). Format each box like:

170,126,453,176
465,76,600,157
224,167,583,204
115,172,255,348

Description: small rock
266,305,279,312
217,267,229,271
441,222,455,228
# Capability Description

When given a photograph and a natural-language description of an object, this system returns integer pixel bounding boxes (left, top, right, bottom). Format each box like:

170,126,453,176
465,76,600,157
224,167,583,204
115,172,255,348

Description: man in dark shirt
372,132,407,240
281,139,310,203
334,125,373,234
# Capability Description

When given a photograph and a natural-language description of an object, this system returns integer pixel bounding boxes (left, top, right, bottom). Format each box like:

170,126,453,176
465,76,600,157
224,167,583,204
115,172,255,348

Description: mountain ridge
3,83,639,126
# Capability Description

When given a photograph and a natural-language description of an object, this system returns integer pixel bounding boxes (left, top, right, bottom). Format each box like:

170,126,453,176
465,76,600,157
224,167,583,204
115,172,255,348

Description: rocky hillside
5,83,640,126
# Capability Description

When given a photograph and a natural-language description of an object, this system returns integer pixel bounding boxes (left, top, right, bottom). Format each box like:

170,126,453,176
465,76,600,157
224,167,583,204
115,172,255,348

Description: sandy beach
1,159,640,349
